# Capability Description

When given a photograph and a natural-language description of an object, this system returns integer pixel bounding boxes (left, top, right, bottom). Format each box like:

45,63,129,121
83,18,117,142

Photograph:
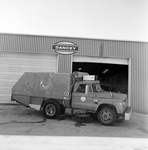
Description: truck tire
43,101,60,119
97,107,116,126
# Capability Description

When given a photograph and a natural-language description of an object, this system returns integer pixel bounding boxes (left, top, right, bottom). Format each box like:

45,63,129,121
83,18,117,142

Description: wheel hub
101,110,111,122
46,104,56,116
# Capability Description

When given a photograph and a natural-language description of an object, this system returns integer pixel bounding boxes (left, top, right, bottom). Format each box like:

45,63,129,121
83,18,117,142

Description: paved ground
0,104,148,150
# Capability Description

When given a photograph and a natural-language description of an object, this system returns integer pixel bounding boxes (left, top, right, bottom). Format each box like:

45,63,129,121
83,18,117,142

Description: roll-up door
0,52,57,103
73,55,128,65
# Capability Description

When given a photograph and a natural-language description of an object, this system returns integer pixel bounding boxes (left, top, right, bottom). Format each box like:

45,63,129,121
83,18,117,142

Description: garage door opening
72,62,128,94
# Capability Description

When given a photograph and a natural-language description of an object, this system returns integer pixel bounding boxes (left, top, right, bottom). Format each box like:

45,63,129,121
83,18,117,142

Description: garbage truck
11,72,132,126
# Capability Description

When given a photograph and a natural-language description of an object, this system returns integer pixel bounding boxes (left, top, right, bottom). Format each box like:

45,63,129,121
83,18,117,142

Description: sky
0,0,148,42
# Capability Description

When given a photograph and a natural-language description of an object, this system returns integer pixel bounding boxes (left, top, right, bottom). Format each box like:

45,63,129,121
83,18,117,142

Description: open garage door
73,56,130,95
0,52,57,103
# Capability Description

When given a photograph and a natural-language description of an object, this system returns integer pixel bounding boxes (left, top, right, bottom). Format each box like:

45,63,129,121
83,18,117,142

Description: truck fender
41,99,65,114
41,99,65,109
95,103,117,114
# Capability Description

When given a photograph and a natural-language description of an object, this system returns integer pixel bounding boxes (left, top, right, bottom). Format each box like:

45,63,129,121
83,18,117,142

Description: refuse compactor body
11,72,72,110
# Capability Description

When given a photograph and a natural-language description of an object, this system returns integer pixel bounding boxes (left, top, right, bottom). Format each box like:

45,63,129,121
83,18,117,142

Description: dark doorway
72,62,128,94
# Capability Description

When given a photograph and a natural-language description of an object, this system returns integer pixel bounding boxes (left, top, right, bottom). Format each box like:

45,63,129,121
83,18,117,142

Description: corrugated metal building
0,33,148,114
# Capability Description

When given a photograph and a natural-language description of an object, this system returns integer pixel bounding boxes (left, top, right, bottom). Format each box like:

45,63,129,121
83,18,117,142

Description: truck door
71,83,94,110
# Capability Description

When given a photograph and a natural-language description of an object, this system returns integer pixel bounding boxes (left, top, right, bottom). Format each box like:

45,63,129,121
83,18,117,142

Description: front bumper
124,107,132,120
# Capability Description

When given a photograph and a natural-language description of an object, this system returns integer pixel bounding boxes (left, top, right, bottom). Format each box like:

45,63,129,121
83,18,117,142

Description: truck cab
70,78,131,125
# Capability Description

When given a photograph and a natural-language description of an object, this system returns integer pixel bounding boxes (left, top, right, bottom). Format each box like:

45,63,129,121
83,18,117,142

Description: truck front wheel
43,101,60,119
97,107,116,126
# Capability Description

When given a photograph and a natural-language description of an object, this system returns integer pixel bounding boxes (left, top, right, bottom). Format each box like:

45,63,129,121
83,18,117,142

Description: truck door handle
94,99,101,102
94,99,98,102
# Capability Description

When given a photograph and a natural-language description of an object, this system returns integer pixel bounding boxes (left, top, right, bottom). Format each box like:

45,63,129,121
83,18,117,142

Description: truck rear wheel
97,107,116,126
43,101,60,119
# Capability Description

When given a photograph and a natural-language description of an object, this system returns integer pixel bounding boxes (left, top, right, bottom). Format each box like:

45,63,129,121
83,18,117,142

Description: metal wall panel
103,41,148,114
0,34,64,54
58,55,72,73
0,52,57,103
72,39,101,56
0,34,102,56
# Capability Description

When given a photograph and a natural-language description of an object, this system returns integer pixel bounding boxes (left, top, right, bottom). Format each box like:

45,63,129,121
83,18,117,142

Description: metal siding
0,34,103,56
104,41,148,114
0,52,57,103
58,54,72,73
146,48,148,113
0,34,66,54
72,39,101,56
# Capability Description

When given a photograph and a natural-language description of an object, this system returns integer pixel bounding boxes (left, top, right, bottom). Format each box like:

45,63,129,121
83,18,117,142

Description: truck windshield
92,83,102,92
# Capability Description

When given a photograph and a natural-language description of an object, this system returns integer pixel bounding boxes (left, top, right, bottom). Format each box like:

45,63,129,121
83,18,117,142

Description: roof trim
0,32,148,44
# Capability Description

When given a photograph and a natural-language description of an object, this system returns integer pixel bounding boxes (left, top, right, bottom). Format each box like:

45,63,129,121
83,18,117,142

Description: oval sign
53,41,78,55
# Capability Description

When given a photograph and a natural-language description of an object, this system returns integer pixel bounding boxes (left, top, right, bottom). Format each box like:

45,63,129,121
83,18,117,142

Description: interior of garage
72,62,128,94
